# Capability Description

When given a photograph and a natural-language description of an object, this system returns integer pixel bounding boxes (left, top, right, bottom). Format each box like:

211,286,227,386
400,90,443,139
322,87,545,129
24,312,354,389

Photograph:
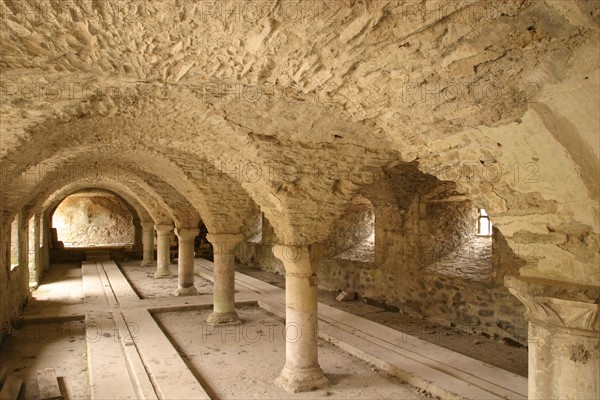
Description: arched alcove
333,194,375,263
51,190,136,248
317,162,527,344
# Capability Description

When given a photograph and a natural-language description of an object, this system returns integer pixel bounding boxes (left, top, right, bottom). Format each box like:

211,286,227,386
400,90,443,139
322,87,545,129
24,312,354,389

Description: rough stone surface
241,163,528,342
52,191,135,246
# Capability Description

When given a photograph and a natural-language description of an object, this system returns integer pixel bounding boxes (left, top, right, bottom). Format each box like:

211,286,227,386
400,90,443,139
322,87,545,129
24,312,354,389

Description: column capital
272,245,314,275
505,275,600,334
155,224,173,234
206,233,242,253
206,233,243,244
141,221,155,230
175,228,200,241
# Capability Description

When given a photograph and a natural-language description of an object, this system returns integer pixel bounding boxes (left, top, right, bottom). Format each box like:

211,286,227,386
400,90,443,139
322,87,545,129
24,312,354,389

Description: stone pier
506,275,600,400
272,244,328,392
205,233,242,324
174,228,200,296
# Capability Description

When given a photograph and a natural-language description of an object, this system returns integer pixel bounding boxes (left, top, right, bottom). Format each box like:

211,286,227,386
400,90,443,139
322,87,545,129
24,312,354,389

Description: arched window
10,216,19,270
477,208,492,236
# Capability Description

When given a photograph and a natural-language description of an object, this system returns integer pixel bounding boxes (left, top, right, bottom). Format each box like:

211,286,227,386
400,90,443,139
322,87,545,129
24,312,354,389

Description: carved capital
206,233,242,254
175,228,200,242
273,245,314,276
155,224,173,235
141,221,155,230
505,275,600,333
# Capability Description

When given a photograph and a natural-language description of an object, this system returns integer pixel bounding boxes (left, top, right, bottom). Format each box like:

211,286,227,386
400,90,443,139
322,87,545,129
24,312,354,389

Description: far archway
51,190,136,248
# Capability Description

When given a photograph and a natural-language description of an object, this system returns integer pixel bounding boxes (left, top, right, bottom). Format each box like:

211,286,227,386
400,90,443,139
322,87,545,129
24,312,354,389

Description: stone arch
47,190,138,248
1,143,262,232
23,167,175,226
4,149,205,228
35,184,152,225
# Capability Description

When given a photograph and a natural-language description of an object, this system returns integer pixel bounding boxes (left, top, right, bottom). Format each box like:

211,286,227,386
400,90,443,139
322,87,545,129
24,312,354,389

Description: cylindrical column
174,228,200,296
272,245,328,393
29,214,40,286
506,276,599,399
154,224,173,278
141,221,155,266
205,233,242,325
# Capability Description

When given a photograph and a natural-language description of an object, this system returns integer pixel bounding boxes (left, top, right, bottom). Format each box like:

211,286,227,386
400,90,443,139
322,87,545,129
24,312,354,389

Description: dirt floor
118,260,214,299
28,262,84,311
0,320,89,400
1,263,89,399
2,260,525,399
235,264,529,377
154,305,431,400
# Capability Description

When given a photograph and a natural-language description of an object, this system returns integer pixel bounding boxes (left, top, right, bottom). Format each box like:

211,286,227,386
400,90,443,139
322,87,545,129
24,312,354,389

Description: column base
141,260,155,267
275,365,328,393
154,270,172,279
206,311,240,325
174,286,198,296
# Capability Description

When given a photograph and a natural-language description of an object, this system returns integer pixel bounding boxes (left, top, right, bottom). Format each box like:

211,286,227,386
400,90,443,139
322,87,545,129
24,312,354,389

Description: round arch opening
51,190,137,248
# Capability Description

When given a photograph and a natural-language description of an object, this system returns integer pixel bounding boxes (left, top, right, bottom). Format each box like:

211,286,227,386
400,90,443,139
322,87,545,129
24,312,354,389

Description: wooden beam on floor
193,259,528,400
112,311,158,400
82,262,140,399
37,368,62,400
82,262,113,306
99,261,140,305
0,375,22,400
17,292,259,324
81,260,209,398
25,258,527,399
319,302,527,400
122,309,210,400
85,312,139,399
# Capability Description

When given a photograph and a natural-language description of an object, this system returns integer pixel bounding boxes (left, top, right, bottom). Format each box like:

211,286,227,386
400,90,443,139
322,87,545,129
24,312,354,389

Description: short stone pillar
506,275,599,400
154,224,173,278
272,245,328,393
141,222,155,266
205,233,242,324
174,228,200,296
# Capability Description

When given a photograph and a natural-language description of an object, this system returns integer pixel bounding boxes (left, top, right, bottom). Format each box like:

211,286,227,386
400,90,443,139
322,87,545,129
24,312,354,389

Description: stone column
133,218,143,250
40,213,50,273
205,233,242,325
272,245,328,393
506,275,599,400
174,228,200,296
154,224,173,278
141,222,155,266
28,215,40,286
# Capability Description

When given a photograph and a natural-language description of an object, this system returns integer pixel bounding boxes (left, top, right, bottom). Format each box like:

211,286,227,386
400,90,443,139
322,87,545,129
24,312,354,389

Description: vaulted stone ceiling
1,0,598,285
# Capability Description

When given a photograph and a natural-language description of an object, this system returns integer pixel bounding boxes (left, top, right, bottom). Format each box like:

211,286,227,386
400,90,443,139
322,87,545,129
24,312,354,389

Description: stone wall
0,213,31,345
420,201,477,267
240,175,527,344
316,192,527,344
239,213,285,275
52,193,135,247
239,196,376,274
